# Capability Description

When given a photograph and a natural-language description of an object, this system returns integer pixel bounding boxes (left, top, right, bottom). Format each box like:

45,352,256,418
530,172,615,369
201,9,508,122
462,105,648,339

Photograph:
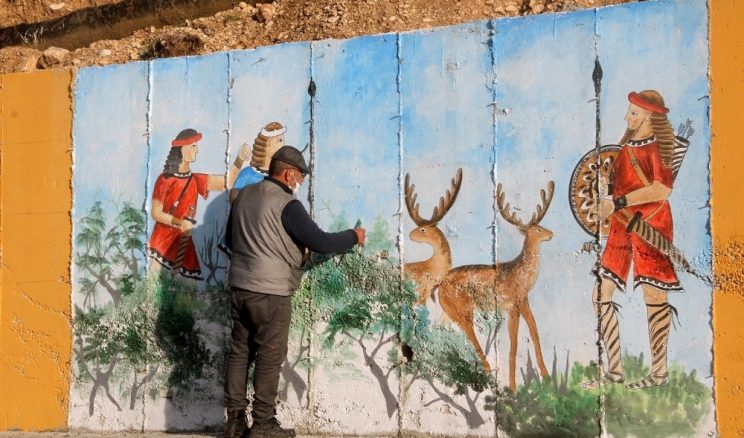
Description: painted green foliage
74,201,222,414
490,354,710,437
298,212,498,425
73,202,711,434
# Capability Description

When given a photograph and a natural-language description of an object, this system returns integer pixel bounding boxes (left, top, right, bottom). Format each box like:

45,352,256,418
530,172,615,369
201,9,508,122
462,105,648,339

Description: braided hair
640,90,675,169
250,122,285,171
162,147,184,177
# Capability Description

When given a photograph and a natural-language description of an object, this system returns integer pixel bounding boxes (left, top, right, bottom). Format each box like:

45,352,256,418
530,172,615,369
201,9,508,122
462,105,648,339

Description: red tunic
148,172,209,279
599,138,681,291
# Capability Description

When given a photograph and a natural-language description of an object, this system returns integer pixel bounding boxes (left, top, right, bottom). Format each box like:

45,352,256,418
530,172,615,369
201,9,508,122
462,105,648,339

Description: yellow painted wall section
711,1,744,436
0,69,73,430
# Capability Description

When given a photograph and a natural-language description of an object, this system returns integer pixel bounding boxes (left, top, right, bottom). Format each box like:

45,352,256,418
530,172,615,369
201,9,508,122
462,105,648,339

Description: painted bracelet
613,195,628,211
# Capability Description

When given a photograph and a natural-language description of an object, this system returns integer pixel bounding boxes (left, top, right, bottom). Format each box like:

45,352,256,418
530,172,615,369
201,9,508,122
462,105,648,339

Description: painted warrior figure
229,121,287,202
588,90,681,390
218,122,287,255
148,128,250,279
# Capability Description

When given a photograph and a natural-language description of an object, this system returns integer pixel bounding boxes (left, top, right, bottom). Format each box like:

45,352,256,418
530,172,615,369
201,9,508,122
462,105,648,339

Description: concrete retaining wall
2,0,743,435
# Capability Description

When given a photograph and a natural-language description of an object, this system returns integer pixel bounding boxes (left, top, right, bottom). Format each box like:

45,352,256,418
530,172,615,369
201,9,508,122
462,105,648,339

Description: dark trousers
224,287,292,423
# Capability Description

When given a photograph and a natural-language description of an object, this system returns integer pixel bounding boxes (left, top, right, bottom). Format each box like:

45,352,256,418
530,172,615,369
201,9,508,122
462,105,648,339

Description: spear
591,54,608,388
593,58,603,150
590,58,706,284
592,57,603,244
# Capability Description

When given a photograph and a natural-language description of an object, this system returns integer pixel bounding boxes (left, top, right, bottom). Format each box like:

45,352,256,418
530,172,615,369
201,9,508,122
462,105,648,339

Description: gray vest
228,179,304,295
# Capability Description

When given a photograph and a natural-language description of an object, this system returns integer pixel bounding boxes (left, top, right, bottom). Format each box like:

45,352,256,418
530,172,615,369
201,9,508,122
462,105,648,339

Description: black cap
271,146,311,175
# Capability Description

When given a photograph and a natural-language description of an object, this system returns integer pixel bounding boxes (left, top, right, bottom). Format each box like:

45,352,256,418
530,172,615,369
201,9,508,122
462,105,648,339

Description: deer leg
456,317,491,373
507,307,520,391
440,288,491,372
415,276,434,305
519,298,549,379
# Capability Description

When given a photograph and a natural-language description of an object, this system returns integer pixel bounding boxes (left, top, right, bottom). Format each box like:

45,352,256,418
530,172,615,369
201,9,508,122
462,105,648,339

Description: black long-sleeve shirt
226,178,357,255
281,199,358,253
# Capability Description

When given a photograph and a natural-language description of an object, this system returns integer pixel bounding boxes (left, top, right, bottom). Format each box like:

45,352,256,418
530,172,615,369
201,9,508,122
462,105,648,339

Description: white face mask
289,174,301,195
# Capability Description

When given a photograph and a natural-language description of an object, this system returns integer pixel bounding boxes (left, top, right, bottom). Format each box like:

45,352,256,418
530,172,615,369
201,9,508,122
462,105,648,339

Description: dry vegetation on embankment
0,0,634,74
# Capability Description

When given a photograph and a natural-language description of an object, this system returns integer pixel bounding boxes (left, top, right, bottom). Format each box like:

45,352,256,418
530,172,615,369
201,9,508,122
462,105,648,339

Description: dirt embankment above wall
0,0,634,74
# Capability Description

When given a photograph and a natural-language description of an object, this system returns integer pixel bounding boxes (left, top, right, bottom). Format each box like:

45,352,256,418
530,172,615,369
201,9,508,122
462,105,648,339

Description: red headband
628,92,669,114
171,132,202,147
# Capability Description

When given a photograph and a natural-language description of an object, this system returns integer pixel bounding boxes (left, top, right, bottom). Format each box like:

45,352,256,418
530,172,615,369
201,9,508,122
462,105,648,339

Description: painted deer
403,168,463,305
437,181,555,391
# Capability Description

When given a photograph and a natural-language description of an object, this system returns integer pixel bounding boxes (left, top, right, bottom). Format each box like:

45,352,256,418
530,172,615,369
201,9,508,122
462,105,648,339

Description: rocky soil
0,0,635,74
1,0,118,28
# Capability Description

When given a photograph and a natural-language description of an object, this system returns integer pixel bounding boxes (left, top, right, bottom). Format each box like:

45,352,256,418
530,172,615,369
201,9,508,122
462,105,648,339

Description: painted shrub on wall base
73,202,220,414
67,0,714,434
72,202,710,435
489,355,709,437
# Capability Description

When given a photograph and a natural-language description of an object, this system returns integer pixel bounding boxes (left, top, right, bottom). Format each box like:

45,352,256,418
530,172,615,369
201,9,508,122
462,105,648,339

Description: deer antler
496,183,527,229
404,173,427,226
405,169,463,226
429,168,463,225
529,181,555,226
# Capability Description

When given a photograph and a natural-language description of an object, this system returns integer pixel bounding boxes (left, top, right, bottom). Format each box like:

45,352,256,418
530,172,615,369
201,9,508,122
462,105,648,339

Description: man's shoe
222,409,249,438
249,417,296,438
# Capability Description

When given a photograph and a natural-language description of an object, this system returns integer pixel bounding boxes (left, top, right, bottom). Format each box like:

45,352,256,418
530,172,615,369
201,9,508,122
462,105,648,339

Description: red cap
171,129,203,147
628,92,669,114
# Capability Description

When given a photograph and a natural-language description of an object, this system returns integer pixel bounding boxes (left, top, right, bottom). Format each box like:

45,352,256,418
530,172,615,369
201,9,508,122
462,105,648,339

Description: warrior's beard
619,127,637,145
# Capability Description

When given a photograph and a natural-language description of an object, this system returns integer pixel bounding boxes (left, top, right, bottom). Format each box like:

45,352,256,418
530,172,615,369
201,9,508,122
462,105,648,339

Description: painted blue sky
313,34,400,236
72,62,150,307
228,42,311,174
400,22,496,272
72,0,711,400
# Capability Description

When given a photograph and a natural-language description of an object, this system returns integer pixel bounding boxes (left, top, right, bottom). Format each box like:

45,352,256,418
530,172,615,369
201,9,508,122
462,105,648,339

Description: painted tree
294,213,498,422
73,201,213,415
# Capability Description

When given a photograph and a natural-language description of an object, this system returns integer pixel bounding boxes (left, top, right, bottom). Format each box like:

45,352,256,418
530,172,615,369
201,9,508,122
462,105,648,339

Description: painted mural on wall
69,0,714,435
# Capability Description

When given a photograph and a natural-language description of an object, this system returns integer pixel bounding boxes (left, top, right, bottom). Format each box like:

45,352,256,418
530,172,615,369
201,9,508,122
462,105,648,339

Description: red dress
599,138,681,291
148,172,209,279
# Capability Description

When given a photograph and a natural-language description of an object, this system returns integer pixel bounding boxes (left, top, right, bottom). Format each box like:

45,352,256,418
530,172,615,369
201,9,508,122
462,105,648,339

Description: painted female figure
148,128,249,279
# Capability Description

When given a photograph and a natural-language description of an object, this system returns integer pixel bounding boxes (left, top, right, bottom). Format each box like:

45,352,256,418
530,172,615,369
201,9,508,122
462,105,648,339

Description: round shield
568,145,621,236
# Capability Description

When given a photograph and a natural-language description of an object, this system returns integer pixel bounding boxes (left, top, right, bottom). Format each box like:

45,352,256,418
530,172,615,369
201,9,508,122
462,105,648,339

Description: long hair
643,90,675,169
250,122,284,171
620,90,675,169
162,147,183,177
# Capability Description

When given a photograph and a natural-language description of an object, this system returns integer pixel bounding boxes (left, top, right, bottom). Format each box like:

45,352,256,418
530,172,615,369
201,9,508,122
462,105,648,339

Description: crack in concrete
19,290,70,318
395,30,406,436
486,18,501,437
591,8,608,436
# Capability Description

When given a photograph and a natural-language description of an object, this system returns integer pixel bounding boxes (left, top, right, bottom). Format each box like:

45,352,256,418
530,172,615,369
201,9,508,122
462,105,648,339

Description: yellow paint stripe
711,0,744,435
0,69,73,431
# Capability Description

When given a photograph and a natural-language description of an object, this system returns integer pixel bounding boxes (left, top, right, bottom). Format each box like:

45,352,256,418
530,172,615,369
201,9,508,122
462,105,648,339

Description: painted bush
69,0,714,435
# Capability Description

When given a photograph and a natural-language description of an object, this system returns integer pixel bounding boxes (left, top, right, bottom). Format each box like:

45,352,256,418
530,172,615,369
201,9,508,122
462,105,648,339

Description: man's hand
354,227,366,246
599,197,615,222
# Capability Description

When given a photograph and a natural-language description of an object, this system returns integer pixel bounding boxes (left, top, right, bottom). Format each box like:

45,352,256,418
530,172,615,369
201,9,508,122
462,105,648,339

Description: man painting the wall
223,146,365,438
585,90,682,390
148,128,250,280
